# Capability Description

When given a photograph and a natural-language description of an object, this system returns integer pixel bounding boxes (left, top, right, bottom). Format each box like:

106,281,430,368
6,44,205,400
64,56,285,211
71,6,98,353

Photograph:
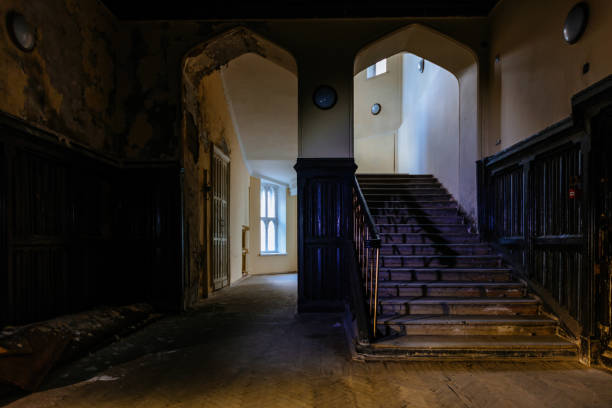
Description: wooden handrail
351,176,382,340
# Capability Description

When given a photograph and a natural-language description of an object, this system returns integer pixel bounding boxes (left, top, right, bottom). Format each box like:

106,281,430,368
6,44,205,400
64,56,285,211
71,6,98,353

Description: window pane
376,59,387,75
267,189,275,218
267,221,276,252
366,65,375,79
260,188,266,217
261,220,266,251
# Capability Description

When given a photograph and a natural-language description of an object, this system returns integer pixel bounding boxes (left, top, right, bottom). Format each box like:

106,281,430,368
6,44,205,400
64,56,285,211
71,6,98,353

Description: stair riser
365,195,452,202
374,216,462,224
381,258,503,268
382,270,513,282
362,188,447,196
379,303,540,316
369,201,458,209
371,208,459,217
381,235,480,244
357,176,434,180
359,183,442,189
378,225,469,234
379,324,558,337
377,287,526,298
380,246,493,256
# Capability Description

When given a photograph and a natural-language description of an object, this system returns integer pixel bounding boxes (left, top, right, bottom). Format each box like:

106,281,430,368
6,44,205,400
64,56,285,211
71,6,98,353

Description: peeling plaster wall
0,0,121,153
182,70,251,305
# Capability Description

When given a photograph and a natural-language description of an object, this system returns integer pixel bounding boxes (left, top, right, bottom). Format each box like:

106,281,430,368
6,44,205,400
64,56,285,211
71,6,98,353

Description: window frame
260,182,280,254
366,58,388,79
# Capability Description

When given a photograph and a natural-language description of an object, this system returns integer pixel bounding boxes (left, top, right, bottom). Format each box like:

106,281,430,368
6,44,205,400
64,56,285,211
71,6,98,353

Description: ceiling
100,0,501,20
221,53,298,186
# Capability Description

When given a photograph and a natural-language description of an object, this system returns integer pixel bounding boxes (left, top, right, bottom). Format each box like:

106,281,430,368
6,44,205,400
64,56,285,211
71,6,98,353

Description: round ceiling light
313,85,337,110
563,2,589,45
7,12,36,52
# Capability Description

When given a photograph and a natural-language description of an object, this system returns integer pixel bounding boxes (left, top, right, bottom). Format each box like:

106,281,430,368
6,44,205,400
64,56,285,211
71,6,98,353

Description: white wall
397,54,460,200
354,54,402,173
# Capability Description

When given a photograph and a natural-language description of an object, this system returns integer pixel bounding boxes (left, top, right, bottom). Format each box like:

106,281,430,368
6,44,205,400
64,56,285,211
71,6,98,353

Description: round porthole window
313,85,337,110
563,2,589,44
371,103,381,115
7,12,36,52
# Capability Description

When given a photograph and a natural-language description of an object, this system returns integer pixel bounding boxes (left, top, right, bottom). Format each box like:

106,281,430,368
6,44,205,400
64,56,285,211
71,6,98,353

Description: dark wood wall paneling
0,116,182,326
295,158,357,312
478,75,612,340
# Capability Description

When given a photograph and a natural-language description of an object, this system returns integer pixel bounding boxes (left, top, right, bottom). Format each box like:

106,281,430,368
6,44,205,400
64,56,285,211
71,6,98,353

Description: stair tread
380,267,512,271
382,243,490,247
378,281,524,288
377,314,558,325
376,223,466,226
378,296,538,304
371,335,576,350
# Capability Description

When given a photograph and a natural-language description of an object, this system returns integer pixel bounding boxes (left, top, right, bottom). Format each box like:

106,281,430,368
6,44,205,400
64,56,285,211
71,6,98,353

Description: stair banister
352,176,382,339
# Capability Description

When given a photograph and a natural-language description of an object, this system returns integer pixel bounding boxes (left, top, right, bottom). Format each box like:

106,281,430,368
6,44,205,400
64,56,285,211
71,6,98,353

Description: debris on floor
0,304,157,391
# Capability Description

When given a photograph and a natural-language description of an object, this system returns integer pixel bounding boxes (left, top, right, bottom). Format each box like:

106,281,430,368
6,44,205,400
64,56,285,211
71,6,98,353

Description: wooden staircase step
370,207,460,216
377,224,470,234
365,335,578,360
380,268,514,282
381,233,479,244
367,200,458,208
359,183,442,188
374,216,463,224
381,255,503,268
377,281,525,297
377,296,540,315
377,315,560,336
380,243,493,255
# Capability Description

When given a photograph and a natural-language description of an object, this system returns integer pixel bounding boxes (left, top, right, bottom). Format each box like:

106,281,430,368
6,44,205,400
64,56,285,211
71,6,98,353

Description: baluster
373,247,380,338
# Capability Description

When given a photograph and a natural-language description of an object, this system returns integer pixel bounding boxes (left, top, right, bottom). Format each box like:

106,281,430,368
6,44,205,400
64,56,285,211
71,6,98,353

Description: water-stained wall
0,0,121,154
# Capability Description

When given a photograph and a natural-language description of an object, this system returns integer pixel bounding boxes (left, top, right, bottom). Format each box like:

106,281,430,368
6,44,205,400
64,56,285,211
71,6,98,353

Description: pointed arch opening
353,24,480,221
180,27,298,307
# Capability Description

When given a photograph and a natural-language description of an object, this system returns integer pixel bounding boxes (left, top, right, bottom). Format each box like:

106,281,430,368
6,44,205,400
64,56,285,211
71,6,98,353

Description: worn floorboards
4,274,612,408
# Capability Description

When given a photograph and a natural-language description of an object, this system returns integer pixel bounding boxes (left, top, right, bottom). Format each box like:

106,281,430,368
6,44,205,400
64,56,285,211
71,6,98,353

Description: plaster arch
178,27,299,306
353,24,480,221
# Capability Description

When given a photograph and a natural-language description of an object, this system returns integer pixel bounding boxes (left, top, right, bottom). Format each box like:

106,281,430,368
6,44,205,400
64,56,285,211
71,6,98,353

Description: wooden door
211,146,230,290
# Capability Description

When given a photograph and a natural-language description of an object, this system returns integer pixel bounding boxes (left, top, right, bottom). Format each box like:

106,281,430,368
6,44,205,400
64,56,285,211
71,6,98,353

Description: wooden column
294,158,356,313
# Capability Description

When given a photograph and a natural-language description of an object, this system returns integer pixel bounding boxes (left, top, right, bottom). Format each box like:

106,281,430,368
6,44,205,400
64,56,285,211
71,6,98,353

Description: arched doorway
353,24,479,221
180,28,298,308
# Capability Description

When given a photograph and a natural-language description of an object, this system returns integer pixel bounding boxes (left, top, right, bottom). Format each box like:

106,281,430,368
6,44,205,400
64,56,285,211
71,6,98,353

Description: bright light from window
366,58,387,79
260,182,284,253
375,59,387,75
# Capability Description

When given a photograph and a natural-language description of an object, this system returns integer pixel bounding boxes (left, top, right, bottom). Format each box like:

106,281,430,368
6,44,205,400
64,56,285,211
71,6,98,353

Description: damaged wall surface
0,0,122,155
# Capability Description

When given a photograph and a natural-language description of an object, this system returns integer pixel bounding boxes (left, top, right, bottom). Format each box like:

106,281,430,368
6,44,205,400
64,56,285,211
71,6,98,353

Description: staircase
356,174,578,360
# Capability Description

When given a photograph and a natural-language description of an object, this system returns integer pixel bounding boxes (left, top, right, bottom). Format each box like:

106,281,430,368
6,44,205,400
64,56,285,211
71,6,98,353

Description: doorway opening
180,28,298,307
353,24,479,220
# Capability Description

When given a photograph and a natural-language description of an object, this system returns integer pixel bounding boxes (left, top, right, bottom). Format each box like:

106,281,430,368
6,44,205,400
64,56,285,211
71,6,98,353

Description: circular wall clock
313,85,337,110
371,103,381,115
6,12,36,52
563,2,589,45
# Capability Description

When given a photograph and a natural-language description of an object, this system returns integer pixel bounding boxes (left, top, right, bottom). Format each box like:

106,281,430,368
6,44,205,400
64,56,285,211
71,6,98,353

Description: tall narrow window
366,58,387,79
261,182,280,253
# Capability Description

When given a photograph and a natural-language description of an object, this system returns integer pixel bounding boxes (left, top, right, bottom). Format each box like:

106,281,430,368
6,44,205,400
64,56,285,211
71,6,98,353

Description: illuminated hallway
5,273,612,408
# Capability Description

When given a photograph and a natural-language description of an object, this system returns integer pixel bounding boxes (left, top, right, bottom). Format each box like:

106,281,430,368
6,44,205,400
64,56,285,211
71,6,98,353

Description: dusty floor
4,273,612,408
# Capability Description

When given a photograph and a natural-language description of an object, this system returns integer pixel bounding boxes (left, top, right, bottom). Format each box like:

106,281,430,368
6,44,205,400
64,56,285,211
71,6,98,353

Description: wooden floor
5,274,612,408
